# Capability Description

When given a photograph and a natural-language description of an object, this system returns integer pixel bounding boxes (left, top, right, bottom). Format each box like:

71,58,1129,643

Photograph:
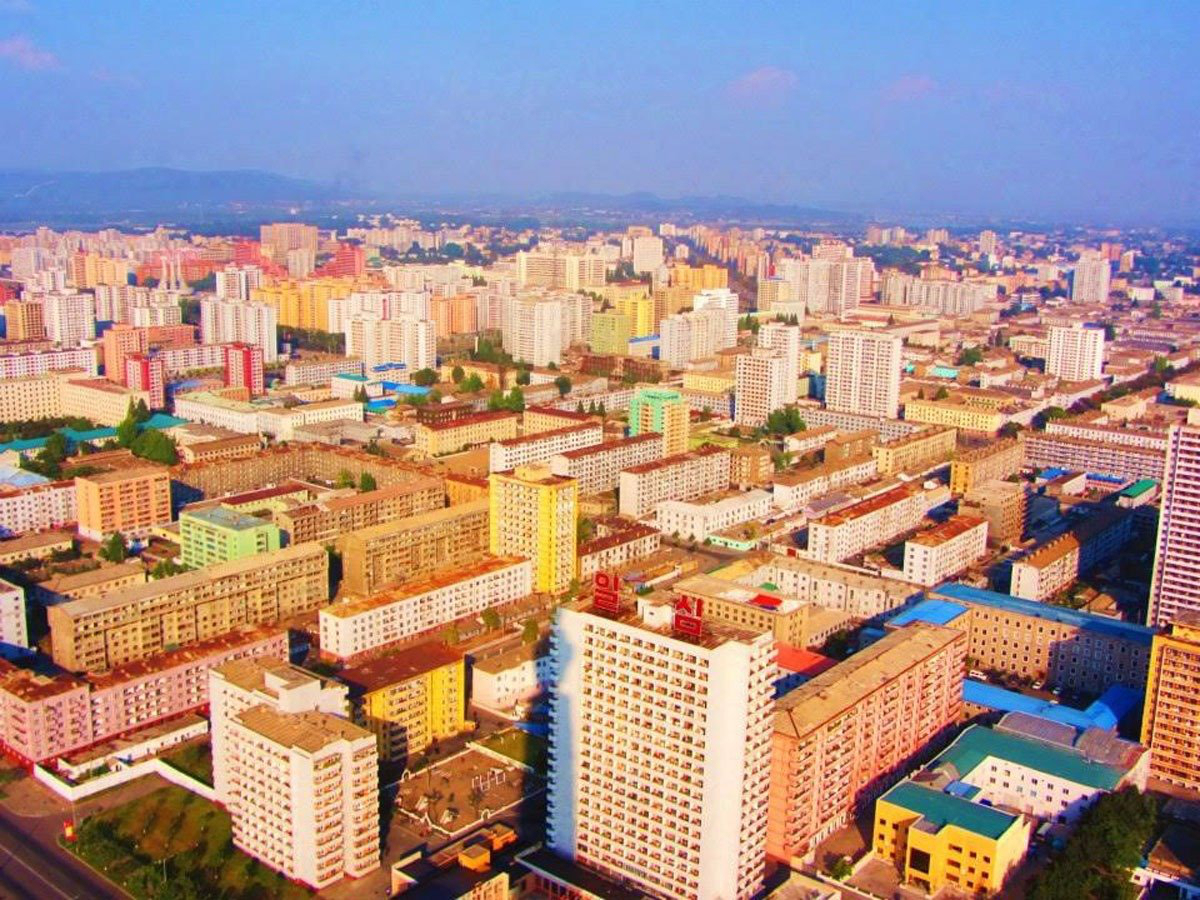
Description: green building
179,505,282,569
628,388,689,455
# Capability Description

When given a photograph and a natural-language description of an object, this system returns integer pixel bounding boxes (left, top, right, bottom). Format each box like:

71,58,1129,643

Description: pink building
124,353,166,410
0,625,287,765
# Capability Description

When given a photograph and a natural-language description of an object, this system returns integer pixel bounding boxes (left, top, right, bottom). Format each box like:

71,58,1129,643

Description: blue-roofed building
962,679,1137,732
921,583,1155,694
888,598,969,628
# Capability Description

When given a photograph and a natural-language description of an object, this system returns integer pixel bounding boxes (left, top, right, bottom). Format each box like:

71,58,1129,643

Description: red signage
673,594,704,637
593,571,621,614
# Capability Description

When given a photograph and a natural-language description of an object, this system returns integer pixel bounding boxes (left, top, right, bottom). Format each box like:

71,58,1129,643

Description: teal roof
182,505,274,532
1119,479,1156,498
934,725,1123,791
0,414,186,455
881,781,1018,840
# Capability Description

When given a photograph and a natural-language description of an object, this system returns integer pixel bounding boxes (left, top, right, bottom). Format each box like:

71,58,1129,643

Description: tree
335,469,356,489
132,399,151,423
515,369,531,386
999,422,1024,439
99,532,127,563
828,857,853,881
460,373,485,393
451,365,465,383
442,623,460,646
359,472,377,492
554,375,572,397
957,346,984,366
521,619,539,644
131,429,178,464
151,560,188,579
412,368,439,387
481,608,501,630
352,385,368,403
933,386,950,401
116,405,139,448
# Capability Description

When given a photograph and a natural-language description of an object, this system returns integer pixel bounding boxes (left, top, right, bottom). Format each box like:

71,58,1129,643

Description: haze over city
1,1,1198,223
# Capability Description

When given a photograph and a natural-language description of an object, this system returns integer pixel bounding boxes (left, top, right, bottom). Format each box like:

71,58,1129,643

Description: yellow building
670,262,728,292
682,371,736,394
489,464,577,595
873,427,956,476
75,465,172,542
614,295,656,337
590,311,632,355
339,642,468,763
1141,611,1200,792
252,277,366,331
873,781,1030,895
903,397,1005,435
949,438,1023,494
412,411,519,457
1167,373,1200,405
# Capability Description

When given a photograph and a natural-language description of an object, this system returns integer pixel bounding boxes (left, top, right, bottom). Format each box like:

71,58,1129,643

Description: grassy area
0,765,22,799
67,785,311,899
480,729,548,775
162,742,213,786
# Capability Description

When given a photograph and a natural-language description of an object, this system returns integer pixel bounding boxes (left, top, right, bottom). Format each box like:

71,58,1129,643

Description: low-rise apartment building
549,433,664,493
1009,508,1132,601
949,438,1024,495
873,426,956,476
49,543,328,672
904,583,1155,693
256,399,363,442
338,499,490,597
488,422,603,473
412,411,519,457
319,556,533,662
577,518,661,579
0,625,286,764
771,455,878,512
471,640,553,710
655,489,772,543
339,643,468,763
731,554,921,620
806,483,935,563
960,479,1027,547
617,445,731,519
768,624,966,863
273,478,444,545
284,357,364,386
75,465,172,541
0,480,75,537
903,515,988,587
1021,432,1166,482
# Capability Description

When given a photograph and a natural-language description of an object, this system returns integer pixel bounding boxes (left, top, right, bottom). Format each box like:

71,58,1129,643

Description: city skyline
1,2,1198,224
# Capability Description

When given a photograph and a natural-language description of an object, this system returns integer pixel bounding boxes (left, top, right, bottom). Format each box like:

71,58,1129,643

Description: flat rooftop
326,555,528,618
235,705,371,751
930,582,1155,645
181,504,274,532
908,514,986,547
880,781,1019,841
934,724,1125,790
338,642,463,693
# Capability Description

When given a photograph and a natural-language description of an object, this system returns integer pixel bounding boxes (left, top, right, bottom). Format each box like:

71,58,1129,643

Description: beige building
873,427,956,476
338,500,491,597
549,434,664,494
960,479,1026,547
75,465,172,542
222,706,378,889
949,439,1023,495
825,330,902,419
806,484,934,563
275,478,443,546
49,543,328,671
412,411,519,457
768,624,965,864
731,554,921,620
735,347,792,428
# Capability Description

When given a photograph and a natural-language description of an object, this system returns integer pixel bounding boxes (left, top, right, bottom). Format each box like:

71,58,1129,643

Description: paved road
0,806,127,900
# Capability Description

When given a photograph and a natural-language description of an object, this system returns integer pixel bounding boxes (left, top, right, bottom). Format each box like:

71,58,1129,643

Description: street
0,804,127,900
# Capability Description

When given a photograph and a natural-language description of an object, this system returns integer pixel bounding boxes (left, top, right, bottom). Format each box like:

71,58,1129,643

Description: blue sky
1,1,1197,222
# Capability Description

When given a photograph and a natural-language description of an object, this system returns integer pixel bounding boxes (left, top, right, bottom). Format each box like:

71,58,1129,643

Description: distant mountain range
0,167,360,227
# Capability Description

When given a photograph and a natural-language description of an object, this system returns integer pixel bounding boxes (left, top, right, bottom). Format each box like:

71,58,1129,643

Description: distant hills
0,168,359,227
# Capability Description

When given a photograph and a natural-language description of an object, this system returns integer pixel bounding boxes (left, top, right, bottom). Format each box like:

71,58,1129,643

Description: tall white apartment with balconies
757,321,801,397
1046,323,1104,382
42,292,96,346
345,312,436,371
693,288,739,348
1149,416,1200,627
548,601,775,900
200,297,279,362
215,265,263,301
1071,253,1111,303
503,292,591,367
632,235,665,275
825,329,901,418
735,347,791,428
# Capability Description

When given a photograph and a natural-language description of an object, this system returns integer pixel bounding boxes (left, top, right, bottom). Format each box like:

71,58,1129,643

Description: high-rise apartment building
1071,253,1112,303
757,321,800,396
631,235,665,275
1141,612,1200,792
502,293,591,367
42,292,96,346
692,288,739,348
214,265,263,301
825,330,902,418
0,578,28,656
549,600,774,900
658,307,734,367
200,298,279,362
489,464,577,595
589,311,632,355
101,323,149,385
345,313,436,372
777,258,873,317
259,222,319,262
628,387,690,456
736,347,792,428
123,353,165,409
1149,417,1200,627
179,505,282,569
5,300,45,341
515,250,608,290
223,342,266,396
1046,323,1104,382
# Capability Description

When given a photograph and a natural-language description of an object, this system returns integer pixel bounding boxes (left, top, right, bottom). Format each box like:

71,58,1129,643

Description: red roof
775,644,838,677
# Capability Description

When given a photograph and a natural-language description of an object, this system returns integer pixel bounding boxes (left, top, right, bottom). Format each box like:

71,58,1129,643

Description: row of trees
488,387,525,412
278,325,344,354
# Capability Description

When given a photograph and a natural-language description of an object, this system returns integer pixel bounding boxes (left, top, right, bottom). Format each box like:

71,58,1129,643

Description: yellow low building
903,397,1005,435
682,371,736,394
873,426,957,476
339,642,469,763
873,781,1030,895
412,411,519,457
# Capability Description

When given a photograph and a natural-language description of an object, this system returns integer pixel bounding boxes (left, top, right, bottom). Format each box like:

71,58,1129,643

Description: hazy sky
2,1,1198,223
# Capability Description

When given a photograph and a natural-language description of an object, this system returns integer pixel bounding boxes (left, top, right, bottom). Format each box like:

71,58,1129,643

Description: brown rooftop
495,422,599,448
558,433,661,461
622,443,726,475
420,410,519,432
338,642,463,693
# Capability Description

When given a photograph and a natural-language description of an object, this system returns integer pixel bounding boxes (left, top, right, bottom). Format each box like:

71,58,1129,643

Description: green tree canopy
451,365,465,383
130,429,178,465
521,619,539,644
99,532,128,563
412,368,439,387
335,469,356,489
554,375,572,397
359,472,377,492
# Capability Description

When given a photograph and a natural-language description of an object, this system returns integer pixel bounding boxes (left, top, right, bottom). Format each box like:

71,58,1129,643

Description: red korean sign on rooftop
593,570,621,614
673,593,704,638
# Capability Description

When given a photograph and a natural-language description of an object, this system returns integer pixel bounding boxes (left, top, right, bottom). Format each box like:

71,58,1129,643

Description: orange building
101,324,148,385
430,294,477,336
75,465,173,541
